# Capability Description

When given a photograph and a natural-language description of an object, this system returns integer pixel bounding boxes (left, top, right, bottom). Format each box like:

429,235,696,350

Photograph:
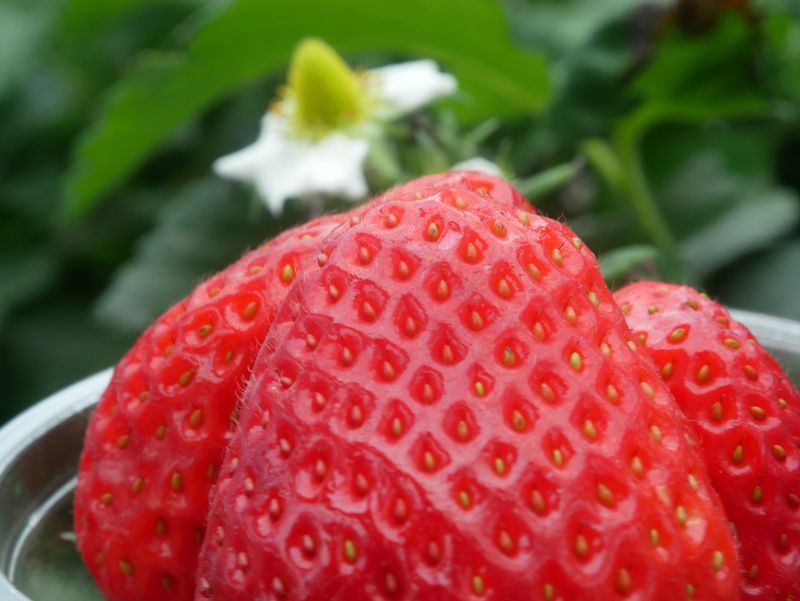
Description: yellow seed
179,370,193,387
597,483,614,507
661,362,674,378
669,328,686,343
686,300,700,310
358,246,371,264
474,381,486,397
341,347,354,366
329,284,340,301
155,424,166,439
423,451,437,472
171,472,182,490
551,248,563,265
426,223,439,240
773,444,787,460
744,364,758,380
454,196,468,209
494,457,506,476
688,474,699,491
492,220,506,236
456,420,469,440
362,301,376,321
511,410,526,431
649,528,659,547
752,486,762,503
531,489,546,514
441,344,455,364
676,505,687,526
572,237,582,249
404,316,418,336
119,560,133,576
390,417,403,438
600,342,611,356
397,260,410,280
564,305,577,325
630,456,644,477
382,361,396,380
531,321,545,340
583,419,597,440
541,383,555,403
574,534,589,558
543,583,555,600
502,347,516,367
569,351,583,372
198,324,213,337
713,550,724,571
436,279,449,299
605,384,619,404
155,518,167,535
732,445,744,463
116,434,130,449
470,310,484,330
100,492,112,506
131,478,143,494
344,539,357,562
242,301,258,319
464,242,480,263
280,264,294,283
710,402,723,421
498,530,513,554
686,583,695,599
616,568,631,594
747,564,759,580
190,408,203,428
458,490,471,508
647,305,659,314
497,278,512,298
472,575,485,595
224,350,233,363
641,381,655,398
779,397,787,409
750,406,766,420
650,425,663,443
519,211,530,225
552,449,564,467
723,338,740,350
385,212,399,227
385,572,398,594
588,291,599,306
696,365,710,384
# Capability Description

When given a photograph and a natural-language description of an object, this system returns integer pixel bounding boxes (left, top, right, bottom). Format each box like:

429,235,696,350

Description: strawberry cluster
75,172,799,601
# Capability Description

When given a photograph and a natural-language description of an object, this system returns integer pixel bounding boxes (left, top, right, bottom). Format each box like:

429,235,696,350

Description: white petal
214,114,369,215
451,157,504,177
369,60,456,117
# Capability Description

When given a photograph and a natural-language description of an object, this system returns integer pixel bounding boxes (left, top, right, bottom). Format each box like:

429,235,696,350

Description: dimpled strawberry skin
615,282,800,600
196,188,740,600
73,171,533,601
74,215,345,601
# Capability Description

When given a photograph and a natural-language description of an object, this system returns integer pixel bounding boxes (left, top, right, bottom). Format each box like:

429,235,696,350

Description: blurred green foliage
1,0,799,422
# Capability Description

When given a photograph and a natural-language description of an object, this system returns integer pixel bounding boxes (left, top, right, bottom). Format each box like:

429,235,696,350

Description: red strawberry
615,281,800,599
74,215,345,601
196,187,739,600
74,171,532,601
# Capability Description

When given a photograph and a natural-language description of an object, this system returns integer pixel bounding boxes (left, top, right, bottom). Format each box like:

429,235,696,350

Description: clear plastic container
0,309,798,601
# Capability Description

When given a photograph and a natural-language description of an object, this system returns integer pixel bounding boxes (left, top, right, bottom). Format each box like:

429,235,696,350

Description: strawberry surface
74,215,345,601
74,171,534,601
196,188,740,600
615,282,800,600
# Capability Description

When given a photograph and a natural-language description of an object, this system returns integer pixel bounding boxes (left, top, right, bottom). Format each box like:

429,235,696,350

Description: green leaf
516,160,580,200
0,0,58,99
65,0,550,219
93,178,286,332
599,244,659,284
0,251,59,327
712,240,800,322
679,188,799,279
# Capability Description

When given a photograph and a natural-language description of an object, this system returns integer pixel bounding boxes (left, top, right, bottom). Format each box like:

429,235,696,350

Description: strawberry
74,215,345,601
196,186,739,600
74,171,533,601
615,281,800,599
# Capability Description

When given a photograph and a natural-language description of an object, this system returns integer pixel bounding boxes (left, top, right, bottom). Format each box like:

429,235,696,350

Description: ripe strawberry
615,282,800,600
74,171,532,601
196,187,739,600
74,215,345,601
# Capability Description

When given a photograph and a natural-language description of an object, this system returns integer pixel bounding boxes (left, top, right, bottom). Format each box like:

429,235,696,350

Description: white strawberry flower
214,39,456,214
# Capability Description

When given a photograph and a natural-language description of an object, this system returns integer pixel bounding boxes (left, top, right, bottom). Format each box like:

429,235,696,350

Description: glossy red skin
74,171,533,601
615,282,800,600
74,215,345,601
197,190,739,600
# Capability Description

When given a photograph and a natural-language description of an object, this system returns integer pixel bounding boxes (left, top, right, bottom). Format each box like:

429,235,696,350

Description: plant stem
516,160,581,200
